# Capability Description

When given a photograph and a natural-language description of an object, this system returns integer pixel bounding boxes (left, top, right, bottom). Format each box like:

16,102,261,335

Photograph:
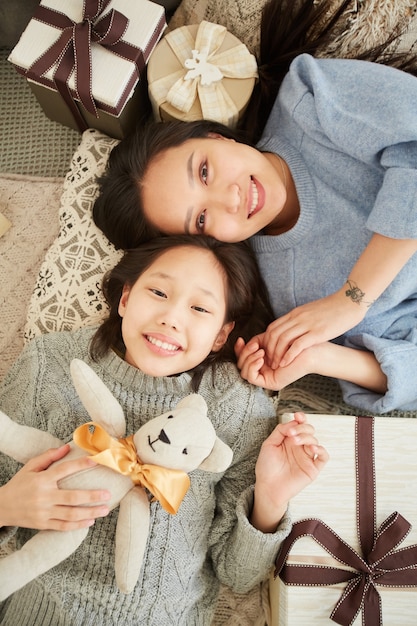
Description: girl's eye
192,305,209,314
200,161,208,184
196,210,206,233
151,288,166,298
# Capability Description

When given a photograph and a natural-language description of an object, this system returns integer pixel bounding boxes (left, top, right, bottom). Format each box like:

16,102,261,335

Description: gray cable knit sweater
0,327,290,626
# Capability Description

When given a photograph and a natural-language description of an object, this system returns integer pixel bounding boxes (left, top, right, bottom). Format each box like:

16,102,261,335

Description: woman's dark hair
93,0,417,249
90,234,274,390
93,119,250,250
240,0,417,144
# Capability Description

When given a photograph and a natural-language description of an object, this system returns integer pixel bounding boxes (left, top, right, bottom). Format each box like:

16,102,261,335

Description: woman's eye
151,289,166,298
200,162,208,184
196,210,206,233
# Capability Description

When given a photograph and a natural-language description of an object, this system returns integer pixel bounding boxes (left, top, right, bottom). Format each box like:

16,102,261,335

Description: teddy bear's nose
158,429,171,445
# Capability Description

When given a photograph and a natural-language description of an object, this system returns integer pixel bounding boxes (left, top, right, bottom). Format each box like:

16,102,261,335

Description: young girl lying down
0,235,327,626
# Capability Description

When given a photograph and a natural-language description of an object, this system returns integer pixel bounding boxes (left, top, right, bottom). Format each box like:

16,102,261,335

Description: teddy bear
0,359,233,601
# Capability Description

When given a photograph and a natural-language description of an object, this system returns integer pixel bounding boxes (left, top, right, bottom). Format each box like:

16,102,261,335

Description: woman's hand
250,413,328,532
262,290,367,369
0,445,110,531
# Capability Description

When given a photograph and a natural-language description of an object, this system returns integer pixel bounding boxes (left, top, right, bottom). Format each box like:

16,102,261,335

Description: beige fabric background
0,175,62,379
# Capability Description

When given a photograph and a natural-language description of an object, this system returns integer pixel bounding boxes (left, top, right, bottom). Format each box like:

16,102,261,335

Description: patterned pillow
24,129,122,341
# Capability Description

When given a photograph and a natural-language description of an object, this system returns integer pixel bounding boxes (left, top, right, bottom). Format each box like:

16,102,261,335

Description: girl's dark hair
93,119,249,250
90,235,274,390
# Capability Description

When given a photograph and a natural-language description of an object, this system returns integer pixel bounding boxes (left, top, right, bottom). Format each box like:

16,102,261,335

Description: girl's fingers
25,444,71,471
54,487,111,507
304,444,329,468
52,503,110,523
293,412,307,424
236,341,261,370
278,421,314,439
291,432,320,448
50,455,98,482
239,350,265,382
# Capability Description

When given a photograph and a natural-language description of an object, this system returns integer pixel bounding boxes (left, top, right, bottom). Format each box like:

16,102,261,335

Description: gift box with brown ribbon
8,0,166,139
270,413,417,625
147,21,258,128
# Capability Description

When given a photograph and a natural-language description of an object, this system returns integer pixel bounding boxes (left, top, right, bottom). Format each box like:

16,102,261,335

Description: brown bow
27,0,145,130
275,417,417,625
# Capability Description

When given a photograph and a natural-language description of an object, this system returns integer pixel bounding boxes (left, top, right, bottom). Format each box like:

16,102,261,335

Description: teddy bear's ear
70,359,126,437
198,437,233,473
176,393,208,414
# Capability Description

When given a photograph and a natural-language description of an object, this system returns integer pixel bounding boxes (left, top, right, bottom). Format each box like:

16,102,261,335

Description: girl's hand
262,290,367,369
0,445,111,531
235,335,316,391
250,413,328,532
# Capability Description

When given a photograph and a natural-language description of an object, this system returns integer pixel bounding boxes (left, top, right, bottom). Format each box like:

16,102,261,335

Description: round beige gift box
147,23,257,127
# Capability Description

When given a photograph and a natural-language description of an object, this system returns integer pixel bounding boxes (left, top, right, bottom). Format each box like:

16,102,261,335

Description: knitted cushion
24,129,121,341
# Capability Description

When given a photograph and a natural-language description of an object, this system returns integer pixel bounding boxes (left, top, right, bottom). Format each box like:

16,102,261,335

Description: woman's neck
263,154,300,235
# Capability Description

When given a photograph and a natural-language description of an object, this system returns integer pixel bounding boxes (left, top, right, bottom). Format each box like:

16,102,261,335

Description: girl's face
118,246,234,376
142,136,286,242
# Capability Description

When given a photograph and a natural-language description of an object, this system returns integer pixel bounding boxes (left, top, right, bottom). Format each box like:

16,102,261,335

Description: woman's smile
248,177,265,218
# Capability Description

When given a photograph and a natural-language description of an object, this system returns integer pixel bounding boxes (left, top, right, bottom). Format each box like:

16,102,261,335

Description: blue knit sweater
251,54,417,413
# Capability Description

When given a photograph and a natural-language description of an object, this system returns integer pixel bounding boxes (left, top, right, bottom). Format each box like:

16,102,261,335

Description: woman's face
142,136,286,242
118,246,234,377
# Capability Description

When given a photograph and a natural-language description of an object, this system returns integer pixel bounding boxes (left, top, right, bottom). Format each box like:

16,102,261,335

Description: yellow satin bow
73,422,190,514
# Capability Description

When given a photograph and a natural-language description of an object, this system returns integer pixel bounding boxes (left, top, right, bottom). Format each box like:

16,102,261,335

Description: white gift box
8,0,166,138
270,413,417,626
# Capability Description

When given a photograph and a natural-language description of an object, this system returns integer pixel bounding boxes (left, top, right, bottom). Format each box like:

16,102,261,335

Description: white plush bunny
0,359,233,601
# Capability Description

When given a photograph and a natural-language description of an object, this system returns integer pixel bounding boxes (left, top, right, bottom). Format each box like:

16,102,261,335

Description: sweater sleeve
276,54,417,239
0,333,80,493
0,341,44,542
0,339,41,428
204,378,291,593
0,340,43,490
340,331,417,414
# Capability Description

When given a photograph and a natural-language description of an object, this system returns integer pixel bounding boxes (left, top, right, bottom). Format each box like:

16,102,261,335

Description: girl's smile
118,246,233,376
145,333,182,354
142,136,291,242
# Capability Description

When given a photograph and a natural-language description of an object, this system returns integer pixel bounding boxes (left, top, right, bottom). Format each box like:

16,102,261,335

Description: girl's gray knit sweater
0,327,289,626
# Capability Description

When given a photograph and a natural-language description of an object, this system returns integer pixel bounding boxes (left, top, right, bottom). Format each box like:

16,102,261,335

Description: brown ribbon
26,0,159,130
274,416,417,625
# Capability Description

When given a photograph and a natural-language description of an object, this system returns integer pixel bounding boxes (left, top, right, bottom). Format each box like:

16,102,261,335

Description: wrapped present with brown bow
8,0,166,139
147,21,258,128
270,413,417,626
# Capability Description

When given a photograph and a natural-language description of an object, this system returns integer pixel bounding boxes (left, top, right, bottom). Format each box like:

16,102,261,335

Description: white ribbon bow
149,21,258,126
